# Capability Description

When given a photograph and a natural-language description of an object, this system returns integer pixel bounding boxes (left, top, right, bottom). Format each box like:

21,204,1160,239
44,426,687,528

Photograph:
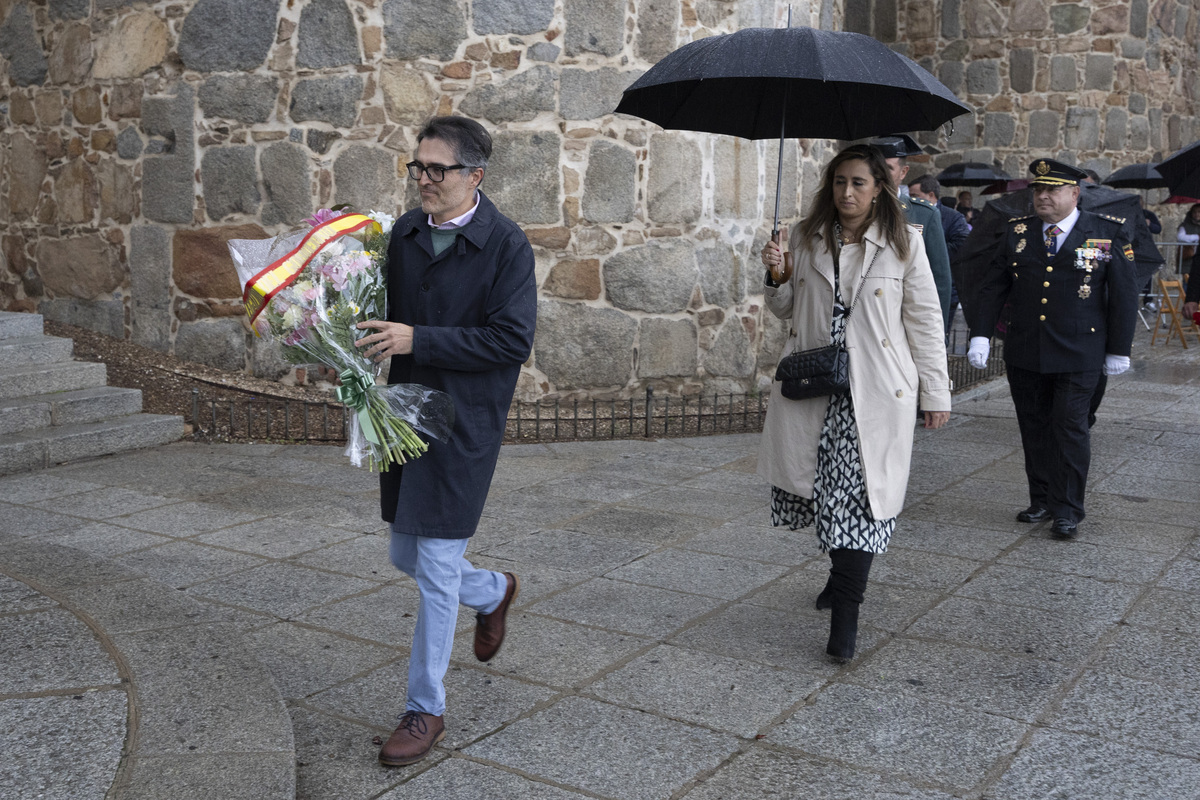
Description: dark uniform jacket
937,203,970,261
901,195,953,330
968,209,1139,374
379,191,537,537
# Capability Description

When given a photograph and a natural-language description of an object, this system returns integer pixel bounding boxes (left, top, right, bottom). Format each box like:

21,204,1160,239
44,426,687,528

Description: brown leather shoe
474,572,519,662
378,711,444,767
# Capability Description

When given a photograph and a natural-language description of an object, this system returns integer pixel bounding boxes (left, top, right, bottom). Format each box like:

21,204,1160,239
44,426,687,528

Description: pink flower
302,286,321,303
344,253,372,278
304,208,340,228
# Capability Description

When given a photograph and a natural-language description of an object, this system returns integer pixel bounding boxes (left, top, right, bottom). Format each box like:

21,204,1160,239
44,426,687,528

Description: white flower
368,210,396,234
293,279,314,294
322,239,346,259
282,305,305,329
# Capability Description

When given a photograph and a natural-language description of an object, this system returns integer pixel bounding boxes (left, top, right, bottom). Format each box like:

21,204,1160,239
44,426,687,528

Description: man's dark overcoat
379,191,536,538
968,209,1139,373
900,195,953,330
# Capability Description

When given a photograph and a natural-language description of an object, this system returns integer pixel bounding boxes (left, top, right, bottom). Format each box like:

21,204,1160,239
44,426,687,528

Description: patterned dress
770,242,897,553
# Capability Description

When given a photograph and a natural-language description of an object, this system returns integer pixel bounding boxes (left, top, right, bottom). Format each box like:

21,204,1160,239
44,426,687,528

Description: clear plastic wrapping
228,210,454,470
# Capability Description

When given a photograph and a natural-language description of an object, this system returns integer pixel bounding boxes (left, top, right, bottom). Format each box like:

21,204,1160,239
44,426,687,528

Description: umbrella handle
769,230,794,284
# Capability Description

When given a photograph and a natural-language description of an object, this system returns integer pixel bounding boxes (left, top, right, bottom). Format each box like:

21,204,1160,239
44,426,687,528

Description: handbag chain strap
786,229,883,342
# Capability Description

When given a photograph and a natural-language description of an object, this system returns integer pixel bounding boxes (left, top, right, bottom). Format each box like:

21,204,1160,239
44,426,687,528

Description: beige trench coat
757,221,951,520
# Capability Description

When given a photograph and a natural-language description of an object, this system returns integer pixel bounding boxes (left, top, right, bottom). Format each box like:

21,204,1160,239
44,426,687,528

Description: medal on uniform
1074,246,1098,272
1014,223,1028,234
1084,239,1112,262
1078,285,1092,299
1016,238,1026,253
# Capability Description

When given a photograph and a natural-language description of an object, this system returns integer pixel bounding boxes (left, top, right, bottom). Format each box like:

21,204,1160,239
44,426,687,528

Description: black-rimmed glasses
405,161,470,182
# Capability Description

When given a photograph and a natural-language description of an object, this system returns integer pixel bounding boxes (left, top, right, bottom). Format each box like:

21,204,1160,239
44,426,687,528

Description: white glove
967,336,990,369
1103,354,1130,376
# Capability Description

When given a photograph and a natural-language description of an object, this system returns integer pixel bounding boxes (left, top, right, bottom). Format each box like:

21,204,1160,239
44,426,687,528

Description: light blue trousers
388,529,506,716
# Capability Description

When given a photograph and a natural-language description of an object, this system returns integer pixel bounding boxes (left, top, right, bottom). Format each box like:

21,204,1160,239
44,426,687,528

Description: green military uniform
900,194,953,331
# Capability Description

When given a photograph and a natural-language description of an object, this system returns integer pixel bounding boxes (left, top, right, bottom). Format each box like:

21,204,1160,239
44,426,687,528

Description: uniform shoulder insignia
1099,213,1126,224
1008,214,1036,223
910,196,933,209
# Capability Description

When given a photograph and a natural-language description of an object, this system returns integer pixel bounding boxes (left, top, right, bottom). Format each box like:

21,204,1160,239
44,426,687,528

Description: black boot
825,548,874,663
815,576,833,610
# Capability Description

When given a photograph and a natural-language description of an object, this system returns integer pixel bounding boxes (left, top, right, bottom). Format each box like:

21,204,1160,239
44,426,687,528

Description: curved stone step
0,413,185,475
0,534,296,800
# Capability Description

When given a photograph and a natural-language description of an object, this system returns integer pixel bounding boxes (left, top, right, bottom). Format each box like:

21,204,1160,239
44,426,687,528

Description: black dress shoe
1051,518,1078,539
1016,506,1051,523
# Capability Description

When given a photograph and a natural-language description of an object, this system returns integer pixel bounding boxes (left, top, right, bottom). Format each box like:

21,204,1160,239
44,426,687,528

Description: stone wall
2,0,1195,403
2,0,845,400
849,0,1199,202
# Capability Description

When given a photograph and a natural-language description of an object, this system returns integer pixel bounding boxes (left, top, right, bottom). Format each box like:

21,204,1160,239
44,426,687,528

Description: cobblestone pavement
1,334,1198,799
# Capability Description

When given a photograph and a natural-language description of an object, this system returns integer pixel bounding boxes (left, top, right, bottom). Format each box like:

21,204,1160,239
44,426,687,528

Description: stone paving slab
0,692,127,800
0,335,1197,799
464,695,741,800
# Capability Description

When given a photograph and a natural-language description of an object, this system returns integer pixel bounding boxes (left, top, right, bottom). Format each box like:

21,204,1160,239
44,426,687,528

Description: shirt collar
1044,207,1080,238
428,192,480,230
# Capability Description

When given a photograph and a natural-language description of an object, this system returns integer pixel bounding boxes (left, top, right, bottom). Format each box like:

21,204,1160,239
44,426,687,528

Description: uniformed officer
871,135,954,331
965,159,1139,539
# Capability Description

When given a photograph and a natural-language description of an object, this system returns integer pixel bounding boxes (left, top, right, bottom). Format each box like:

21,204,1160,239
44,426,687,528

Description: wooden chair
1151,277,1198,347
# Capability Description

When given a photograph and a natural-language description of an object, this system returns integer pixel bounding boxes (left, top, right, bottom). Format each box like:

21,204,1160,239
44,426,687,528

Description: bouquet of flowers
228,208,453,470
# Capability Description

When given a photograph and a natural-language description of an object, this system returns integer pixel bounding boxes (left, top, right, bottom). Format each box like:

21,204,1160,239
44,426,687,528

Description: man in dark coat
907,175,970,260
909,174,970,325
965,159,1139,539
872,135,955,331
355,116,536,766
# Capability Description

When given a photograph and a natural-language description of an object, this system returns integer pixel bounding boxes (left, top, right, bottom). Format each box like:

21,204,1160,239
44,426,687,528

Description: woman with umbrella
758,145,951,663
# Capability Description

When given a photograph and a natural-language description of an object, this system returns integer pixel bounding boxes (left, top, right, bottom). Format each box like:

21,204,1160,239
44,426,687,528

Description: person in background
1138,203,1163,311
355,116,535,767
1177,204,1200,296
957,190,977,226
871,135,954,332
759,144,950,663
965,159,1138,540
1143,206,1163,236
908,176,969,260
909,175,970,327
1177,203,1200,247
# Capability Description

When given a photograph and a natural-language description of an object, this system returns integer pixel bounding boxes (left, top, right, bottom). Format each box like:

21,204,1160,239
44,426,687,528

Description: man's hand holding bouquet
228,208,453,470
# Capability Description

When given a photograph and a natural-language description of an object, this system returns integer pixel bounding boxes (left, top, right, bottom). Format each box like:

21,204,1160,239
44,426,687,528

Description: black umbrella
955,184,1165,328
1156,140,1200,198
936,162,1012,187
614,23,970,231
1102,162,1167,189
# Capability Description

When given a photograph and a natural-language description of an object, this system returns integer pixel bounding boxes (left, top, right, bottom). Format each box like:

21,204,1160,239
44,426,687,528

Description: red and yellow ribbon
242,213,382,325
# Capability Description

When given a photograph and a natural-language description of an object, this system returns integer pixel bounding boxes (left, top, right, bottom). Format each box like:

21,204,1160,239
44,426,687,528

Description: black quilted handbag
774,243,880,401
775,344,849,400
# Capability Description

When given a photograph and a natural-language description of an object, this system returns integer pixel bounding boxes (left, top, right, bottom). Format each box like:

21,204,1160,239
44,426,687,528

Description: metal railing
1156,241,1193,276
188,342,1006,445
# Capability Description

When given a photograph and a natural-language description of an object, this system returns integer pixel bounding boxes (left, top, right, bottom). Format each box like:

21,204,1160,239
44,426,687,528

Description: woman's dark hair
798,144,910,261
417,116,492,172
1189,203,1200,219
